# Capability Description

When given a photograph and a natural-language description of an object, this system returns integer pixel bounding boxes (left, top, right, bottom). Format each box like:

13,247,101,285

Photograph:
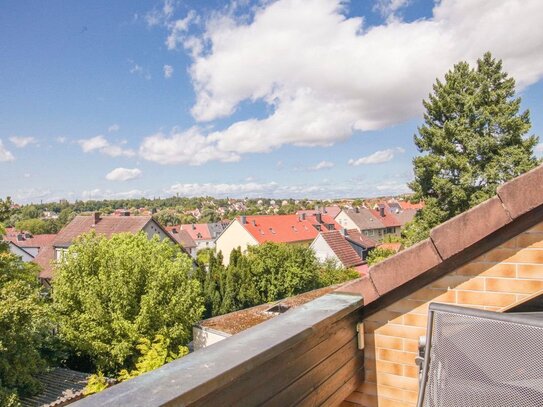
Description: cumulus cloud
78,135,135,157
56,136,67,144
309,160,335,170
142,0,543,165
536,143,543,155
9,136,37,148
105,167,142,182
12,188,52,202
108,124,120,133
163,64,174,78
139,127,239,165
348,147,405,166
0,140,15,162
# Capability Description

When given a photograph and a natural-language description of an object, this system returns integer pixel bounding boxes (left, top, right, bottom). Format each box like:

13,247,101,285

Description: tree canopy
0,236,51,404
404,52,539,245
52,231,204,375
201,243,358,318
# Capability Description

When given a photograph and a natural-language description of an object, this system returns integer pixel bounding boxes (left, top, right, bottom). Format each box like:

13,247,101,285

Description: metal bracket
356,322,365,350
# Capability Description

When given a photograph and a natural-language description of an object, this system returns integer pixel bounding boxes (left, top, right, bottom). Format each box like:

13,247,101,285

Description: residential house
297,205,342,219
166,226,197,258
3,227,56,258
7,241,35,262
76,164,543,407
35,212,178,285
174,224,215,252
215,213,340,265
336,205,406,242
310,230,366,274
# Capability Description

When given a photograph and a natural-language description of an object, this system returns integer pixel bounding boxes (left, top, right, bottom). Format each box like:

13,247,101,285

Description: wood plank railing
72,293,364,407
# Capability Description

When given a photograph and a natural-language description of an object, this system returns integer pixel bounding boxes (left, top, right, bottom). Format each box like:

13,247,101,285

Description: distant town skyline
2,0,543,203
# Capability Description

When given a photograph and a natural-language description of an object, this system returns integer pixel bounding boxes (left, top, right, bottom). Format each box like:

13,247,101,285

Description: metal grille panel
420,305,543,407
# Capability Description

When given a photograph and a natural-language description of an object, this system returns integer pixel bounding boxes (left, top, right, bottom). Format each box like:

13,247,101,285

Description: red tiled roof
4,228,56,249
344,229,377,249
35,244,55,280
176,224,212,241
297,206,342,219
166,226,197,249
399,201,425,210
320,230,363,268
239,214,341,244
337,164,543,316
53,215,154,247
369,207,401,228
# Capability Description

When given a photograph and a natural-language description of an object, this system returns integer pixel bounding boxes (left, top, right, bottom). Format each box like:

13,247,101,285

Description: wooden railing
72,293,364,407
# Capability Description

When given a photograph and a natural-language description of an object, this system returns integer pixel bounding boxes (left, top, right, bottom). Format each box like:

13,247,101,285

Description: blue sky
1,0,542,204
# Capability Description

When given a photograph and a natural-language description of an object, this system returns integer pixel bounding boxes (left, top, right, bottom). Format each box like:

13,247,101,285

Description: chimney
379,206,385,217
299,213,306,221
341,228,347,236
355,207,360,213
315,213,322,224
93,212,101,225
241,215,247,225
252,220,257,227
192,224,196,230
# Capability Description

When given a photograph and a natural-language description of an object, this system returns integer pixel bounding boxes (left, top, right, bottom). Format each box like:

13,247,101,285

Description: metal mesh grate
420,305,543,407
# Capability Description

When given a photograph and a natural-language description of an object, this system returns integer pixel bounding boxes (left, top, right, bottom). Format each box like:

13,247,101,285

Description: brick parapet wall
341,221,543,407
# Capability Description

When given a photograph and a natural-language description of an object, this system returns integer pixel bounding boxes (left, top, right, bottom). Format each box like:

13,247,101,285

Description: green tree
117,335,188,382
0,240,51,402
0,197,13,224
52,232,204,375
57,208,76,226
15,219,60,234
366,247,397,266
405,52,539,244
20,205,41,220
153,209,181,227
206,243,358,317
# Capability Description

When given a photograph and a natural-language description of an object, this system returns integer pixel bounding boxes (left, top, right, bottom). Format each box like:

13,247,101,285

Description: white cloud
78,135,135,157
9,136,37,148
145,0,175,27
56,136,67,144
309,160,335,170
165,177,411,199
139,127,239,165
142,0,543,165
167,181,279,197
0,140,15,162
129,60,151,80
163,64,174,78
166,11,197,50
349,147,405,166
105,167,142,182
81,189,146,200
12,188,52,202
535,143,543,154
108,124,120,133
374,0,410,22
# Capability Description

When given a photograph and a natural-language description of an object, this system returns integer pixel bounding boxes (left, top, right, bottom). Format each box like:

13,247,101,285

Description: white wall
8,243,34,262
215,220,258,266
143,221,170,241
310,234,340,264
192,326,230,351
335,211,359,231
